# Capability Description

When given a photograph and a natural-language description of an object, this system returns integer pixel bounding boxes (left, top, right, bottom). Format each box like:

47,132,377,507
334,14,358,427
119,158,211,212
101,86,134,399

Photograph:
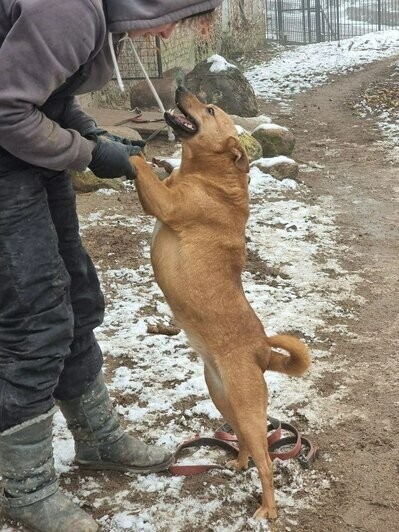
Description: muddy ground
1,55,398,531
255,56,399,531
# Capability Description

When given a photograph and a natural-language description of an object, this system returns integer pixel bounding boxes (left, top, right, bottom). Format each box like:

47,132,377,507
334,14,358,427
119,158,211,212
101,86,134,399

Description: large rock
185,55,258,117
130,67,186,110
71,170,125,193
251,156,299,181
252,124,295,157
231,114,272,132
104,126,144,144
236,126,262,163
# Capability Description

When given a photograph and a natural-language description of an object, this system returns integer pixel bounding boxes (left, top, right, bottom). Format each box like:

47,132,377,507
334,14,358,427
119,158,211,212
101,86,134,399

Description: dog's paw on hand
130,154,149,172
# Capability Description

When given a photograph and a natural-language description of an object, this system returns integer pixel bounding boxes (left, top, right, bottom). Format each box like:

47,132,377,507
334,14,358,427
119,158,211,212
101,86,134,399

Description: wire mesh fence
116,37,163,80
265,0,399,44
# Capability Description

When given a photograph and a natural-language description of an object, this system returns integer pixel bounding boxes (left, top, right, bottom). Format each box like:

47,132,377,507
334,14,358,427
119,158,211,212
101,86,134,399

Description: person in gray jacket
0,1,222,530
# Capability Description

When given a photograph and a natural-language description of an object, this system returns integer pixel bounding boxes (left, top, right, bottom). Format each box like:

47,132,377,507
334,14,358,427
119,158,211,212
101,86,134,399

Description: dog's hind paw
253,505,277,521
226,458,248,472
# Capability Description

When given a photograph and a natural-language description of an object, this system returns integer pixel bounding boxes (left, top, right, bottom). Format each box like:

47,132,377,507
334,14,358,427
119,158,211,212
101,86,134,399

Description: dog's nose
176,86,189,95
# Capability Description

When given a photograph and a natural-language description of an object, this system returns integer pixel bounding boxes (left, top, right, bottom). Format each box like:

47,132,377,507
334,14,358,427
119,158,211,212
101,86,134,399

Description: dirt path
259,56,399,531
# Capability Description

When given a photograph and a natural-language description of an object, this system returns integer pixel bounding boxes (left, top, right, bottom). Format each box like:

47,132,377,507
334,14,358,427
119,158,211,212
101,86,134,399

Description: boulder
152,157,181,174
230,114,272,132
251,156,299,181
71,170,125,193
104,126,144,144
236,126,263,163
252,124,295,157
130,67,186,110
185,55,258,117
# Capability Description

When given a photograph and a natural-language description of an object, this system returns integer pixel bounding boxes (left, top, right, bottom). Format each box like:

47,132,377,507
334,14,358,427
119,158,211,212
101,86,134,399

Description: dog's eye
207,108,215,116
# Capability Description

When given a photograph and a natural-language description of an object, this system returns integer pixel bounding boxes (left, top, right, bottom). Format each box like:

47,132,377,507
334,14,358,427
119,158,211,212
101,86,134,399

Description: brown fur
131,90,310,520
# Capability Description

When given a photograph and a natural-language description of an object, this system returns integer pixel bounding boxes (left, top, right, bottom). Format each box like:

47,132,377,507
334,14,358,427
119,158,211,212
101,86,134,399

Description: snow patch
235,124,247,135
253,123,289,132
252,156,297,167
246,30,399,101
207,54,237,73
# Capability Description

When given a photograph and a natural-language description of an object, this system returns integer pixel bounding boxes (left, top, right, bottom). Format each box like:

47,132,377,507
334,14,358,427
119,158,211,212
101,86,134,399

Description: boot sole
75,454,175,474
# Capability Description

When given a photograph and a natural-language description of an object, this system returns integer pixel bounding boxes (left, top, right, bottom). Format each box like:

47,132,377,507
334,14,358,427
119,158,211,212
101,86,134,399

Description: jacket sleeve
0,0,105,171
62,97,97,135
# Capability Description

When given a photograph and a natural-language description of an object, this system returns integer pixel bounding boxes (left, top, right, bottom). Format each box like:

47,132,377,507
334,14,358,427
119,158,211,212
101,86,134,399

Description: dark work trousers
0,158,104,432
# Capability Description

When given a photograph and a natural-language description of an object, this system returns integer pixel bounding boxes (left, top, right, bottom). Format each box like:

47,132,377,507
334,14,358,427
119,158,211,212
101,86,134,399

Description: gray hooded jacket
0,0,222,172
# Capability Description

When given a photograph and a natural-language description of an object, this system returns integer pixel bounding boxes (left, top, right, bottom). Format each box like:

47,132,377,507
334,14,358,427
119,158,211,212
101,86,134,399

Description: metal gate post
302,0,307,44
377,0,382,30
306,0,312,43
315,0,322,41
155,37,163,78
277,0,284,44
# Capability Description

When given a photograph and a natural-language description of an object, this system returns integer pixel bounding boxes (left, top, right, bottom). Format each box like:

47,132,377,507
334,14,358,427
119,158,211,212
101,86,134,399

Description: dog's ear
225,136,250,173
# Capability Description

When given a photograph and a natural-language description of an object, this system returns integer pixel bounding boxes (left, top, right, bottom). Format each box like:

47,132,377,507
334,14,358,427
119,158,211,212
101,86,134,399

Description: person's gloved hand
88,139,141,179
83,126,146,149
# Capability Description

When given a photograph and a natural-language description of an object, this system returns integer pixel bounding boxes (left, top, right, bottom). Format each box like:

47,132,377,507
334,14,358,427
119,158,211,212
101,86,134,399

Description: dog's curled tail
265,335,310,377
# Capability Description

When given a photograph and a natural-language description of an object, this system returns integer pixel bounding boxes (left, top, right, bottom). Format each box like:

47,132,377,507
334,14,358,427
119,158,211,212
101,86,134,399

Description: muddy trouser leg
0,164,102,530
0,166,76,431
0,166,104,430
46,170,105,402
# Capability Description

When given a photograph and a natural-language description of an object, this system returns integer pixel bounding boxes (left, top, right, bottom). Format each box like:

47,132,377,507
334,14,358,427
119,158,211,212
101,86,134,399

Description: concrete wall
82,0,266,110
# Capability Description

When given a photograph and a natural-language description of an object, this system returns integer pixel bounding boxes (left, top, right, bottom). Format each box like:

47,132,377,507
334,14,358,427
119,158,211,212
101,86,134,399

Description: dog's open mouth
164,104,198,137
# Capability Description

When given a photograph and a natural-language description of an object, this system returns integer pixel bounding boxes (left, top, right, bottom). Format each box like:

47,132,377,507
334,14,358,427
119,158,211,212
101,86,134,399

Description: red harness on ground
169,416,318,476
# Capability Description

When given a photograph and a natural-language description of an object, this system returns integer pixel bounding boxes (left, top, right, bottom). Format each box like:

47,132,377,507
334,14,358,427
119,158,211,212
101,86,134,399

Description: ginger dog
131,87,310,520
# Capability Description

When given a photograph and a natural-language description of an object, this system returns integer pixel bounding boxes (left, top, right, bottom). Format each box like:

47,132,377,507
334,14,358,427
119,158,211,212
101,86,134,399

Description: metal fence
265,0,399,44
116,37,163,80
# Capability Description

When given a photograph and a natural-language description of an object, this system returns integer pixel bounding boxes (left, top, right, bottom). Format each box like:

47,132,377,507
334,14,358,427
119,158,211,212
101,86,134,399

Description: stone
71,170,125,193
103,126,144,143
230,114,272,132
252,124,295,157
152,157,181,174
130,67,186,110
251,156,299,181
236,126,263,163
185,55,258,117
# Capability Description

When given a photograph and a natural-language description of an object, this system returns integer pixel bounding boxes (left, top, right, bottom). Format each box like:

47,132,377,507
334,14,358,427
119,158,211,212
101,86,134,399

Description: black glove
88,139,141,179
83,126,146,149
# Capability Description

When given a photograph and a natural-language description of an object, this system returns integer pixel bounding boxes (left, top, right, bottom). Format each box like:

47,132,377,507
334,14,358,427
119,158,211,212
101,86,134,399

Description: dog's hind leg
224,365,277,520
204,364,250,471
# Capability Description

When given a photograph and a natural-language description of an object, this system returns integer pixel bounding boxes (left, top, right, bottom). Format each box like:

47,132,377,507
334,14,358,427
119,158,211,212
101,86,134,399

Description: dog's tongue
175,114,196,130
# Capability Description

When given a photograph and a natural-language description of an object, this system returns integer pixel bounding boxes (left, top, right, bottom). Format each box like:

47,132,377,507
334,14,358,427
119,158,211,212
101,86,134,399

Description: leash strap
115,108,165,126
169,416,318,476
169,436,238,476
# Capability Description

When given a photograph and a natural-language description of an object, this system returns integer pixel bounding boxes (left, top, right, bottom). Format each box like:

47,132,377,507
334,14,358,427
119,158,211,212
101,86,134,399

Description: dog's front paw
130,154,148,173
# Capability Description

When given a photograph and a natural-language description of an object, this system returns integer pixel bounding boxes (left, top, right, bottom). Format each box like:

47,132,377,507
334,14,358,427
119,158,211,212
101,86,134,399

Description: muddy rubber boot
0,408,98,532
58,372,174,473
